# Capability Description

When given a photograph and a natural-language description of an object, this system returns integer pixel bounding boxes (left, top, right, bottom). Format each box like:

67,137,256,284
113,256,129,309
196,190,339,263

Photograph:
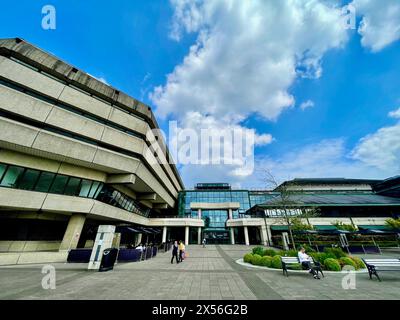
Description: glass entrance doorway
203,230,230,244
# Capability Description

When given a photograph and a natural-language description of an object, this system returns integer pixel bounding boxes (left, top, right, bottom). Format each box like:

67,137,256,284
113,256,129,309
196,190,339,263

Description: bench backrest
281,256,317,264
363,259,400,267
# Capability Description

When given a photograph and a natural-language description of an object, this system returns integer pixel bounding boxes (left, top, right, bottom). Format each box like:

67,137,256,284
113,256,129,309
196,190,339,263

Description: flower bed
244,246,365,271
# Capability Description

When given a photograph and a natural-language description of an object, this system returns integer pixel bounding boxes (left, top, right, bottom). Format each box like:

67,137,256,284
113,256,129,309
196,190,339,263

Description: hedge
271,255,282,269
338,257,357,270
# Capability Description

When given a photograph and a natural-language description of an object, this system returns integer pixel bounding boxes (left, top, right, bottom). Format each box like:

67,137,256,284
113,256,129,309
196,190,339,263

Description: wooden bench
362,258,400,281
281,256,324,278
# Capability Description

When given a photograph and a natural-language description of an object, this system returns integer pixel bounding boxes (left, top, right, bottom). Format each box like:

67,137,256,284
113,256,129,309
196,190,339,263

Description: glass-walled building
178,183,276,244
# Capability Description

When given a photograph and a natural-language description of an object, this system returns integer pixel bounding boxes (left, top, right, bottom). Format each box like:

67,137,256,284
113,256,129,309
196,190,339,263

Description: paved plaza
0,245,399,300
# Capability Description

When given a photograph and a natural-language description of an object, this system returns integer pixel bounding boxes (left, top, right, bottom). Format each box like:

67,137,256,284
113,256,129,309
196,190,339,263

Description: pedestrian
171,241,179,264
178,240,185,262
202,238,206,248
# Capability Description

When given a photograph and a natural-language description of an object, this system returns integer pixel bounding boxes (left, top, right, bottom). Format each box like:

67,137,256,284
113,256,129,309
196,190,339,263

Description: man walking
171,241,179,264
202,238,206,248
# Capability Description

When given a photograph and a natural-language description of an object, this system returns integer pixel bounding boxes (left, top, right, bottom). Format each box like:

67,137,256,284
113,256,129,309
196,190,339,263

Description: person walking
171,241,179,264
178,240,185,262
202,238,206,248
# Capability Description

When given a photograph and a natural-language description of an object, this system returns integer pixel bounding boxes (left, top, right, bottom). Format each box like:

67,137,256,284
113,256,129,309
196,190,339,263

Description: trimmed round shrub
323,247,346,259
252,247,264,256
324,258,341,271
349,256,365,270
310,252,335,264
251,254,263,265
243,253,253,264
271,255,282,269
260,256,272,267
263,249,277,257
339,257,357,270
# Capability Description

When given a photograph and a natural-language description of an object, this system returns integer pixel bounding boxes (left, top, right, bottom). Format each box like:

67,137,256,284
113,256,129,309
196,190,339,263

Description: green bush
243,253,253,263
252,247,264,256
349,256,365,270
263,249,277,257
251,254,263,266
271,255,282,269
277,249,298,257
310,252,336,264
324,247,347,259
260,256,273,267
338,257,357,270
324,258,341,271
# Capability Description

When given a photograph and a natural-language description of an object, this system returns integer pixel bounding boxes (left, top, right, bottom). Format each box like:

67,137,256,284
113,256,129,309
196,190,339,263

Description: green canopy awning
357,225,391,231
313,225,338,231
270,225,289,231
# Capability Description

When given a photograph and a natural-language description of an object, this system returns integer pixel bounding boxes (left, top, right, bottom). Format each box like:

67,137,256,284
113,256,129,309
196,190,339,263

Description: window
35,172,56,193
64,177,81,196
79,180,92,197
0,166,24,187
49,175,69,194
0,164,7,182
17,169,40,190
88,181,101,198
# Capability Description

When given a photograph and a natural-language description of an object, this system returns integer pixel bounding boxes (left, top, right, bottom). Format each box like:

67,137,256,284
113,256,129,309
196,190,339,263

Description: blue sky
1,0,400,188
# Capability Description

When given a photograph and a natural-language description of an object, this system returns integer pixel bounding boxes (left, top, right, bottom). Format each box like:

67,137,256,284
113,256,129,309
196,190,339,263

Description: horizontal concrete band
0,116,176,207
0,188,204,227
0,83,181,196
190,202,241,210
0,54,183,192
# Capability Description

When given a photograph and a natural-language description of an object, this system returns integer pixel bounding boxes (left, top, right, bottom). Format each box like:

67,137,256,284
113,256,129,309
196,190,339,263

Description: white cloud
351,123,400,171
152,0,348,122
299,100,315,110
353,0,400,52
388,107,400,119
180,138,394,189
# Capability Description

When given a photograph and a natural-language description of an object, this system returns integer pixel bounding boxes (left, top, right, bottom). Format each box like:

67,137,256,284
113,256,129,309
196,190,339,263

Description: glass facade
0,163,149,217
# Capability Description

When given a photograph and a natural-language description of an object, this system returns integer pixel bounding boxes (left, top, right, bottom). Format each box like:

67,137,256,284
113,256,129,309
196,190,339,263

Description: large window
0,166,24,187
0,163,103,199
35,172,55,192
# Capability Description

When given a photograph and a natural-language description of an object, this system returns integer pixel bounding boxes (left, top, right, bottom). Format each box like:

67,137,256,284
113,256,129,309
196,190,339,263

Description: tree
264,171,320,250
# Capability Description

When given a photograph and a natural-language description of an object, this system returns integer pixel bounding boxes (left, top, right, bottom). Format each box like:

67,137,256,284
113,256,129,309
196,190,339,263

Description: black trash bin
99,248,119,272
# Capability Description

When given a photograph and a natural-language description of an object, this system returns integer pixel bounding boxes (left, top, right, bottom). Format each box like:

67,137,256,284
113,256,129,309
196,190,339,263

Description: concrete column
230,228,235,245
260,225,268,246
198,227,202,245
244,226,249,246
59,213,86,251
136,233,142,245
228,209,233,220
185,226,189,246
198,209,202,219
162,226,167,243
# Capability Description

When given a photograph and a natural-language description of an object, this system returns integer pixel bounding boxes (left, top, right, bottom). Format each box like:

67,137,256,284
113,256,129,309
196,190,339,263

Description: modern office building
0,38,398,265
179,178,400,245
0,38,203,265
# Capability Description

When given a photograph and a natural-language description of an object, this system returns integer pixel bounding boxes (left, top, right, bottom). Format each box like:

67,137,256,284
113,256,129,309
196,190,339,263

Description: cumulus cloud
300,100,315,110
180,138,394,189
353,0,400,52
388,107,400,119
351,116,400,171
152,0,348,122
